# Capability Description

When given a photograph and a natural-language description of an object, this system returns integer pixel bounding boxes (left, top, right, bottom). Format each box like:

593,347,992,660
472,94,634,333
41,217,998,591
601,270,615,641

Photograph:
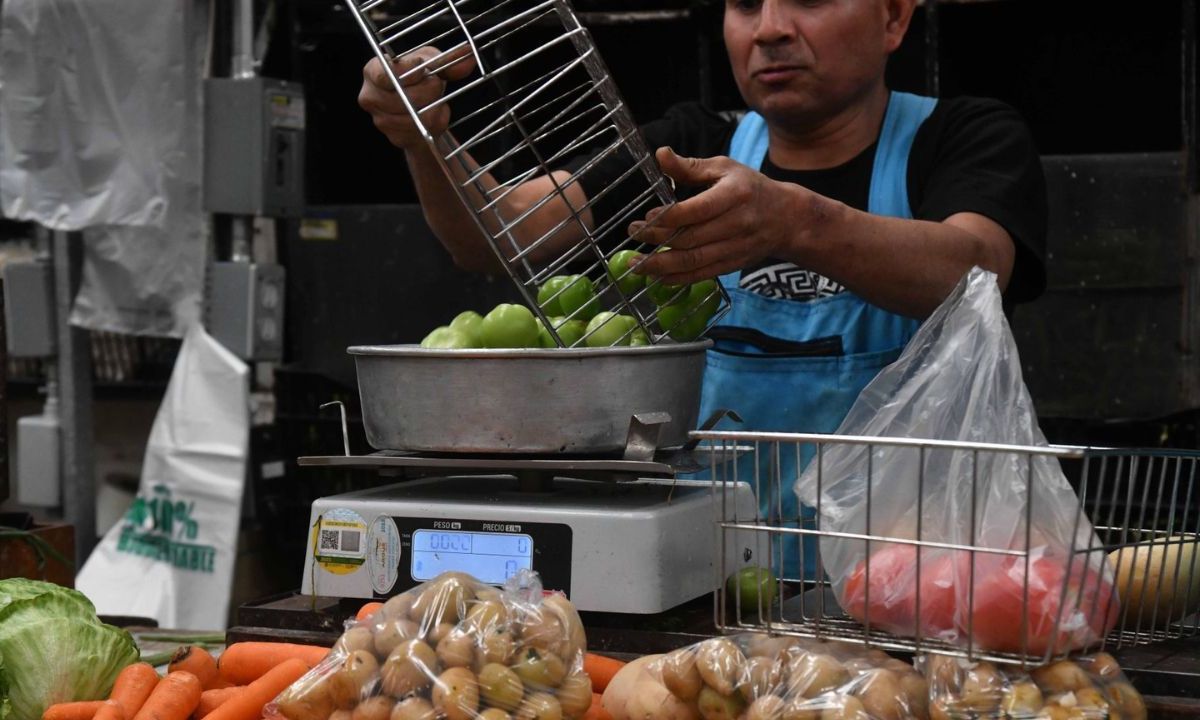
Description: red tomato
840,543,958,639
969,555,1118,655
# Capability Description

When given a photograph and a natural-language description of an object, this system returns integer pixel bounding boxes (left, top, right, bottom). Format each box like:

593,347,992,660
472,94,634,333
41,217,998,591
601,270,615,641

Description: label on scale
312,508,367,576
367,515,401,594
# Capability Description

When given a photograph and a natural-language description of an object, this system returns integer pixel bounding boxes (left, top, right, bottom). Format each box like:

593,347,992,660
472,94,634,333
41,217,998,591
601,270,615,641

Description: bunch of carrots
42,642,330,720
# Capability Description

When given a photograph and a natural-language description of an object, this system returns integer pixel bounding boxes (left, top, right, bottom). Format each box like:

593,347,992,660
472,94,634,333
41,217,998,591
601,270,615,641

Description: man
360,0,1046,572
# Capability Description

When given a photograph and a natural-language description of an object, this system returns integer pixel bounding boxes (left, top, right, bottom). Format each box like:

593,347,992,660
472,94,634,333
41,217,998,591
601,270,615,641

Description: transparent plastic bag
919,651,1147,720
797,268,1119,655
603,633,929,720
273,570,591,720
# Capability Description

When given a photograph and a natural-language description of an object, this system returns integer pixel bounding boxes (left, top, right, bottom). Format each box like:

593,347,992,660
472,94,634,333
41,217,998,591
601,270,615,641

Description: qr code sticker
319,529,340,550
340,530,361,552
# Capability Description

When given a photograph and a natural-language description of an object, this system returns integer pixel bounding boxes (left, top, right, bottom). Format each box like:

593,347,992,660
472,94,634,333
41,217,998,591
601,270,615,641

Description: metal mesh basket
347,0,729,346
702,430,1200,666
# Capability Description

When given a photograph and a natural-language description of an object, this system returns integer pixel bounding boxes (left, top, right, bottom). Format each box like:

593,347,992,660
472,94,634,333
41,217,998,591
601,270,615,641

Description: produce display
600,634,931,720
0,578,139,720
272,571,591,720
419,266,721,348
921,652,1147,720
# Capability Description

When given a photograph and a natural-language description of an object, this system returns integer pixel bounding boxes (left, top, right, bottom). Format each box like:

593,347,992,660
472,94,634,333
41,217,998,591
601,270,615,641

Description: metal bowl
349,341,711,454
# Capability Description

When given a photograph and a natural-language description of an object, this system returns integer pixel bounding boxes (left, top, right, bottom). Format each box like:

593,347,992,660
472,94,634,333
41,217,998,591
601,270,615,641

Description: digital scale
297,451,758,614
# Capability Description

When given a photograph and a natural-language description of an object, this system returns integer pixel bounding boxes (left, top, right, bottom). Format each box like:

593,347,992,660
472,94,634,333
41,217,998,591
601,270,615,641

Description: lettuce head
0,580,137,720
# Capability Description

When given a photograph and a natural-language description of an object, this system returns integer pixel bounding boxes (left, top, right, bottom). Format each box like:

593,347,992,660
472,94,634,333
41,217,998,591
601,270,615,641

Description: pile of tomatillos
421,251,719,349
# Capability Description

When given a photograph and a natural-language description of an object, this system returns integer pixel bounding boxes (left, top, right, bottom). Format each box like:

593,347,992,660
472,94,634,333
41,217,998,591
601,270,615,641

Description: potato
1002,680,1044,714
380,639,437,697
957,662,1003,712
820,694,866,720
739,655,782,703
352,696,394,720
602,654,661,720
482,628,516,665
412,575,476,626
276,678,334,720
374,618,421,657
1032,661,1092,694
660,650,703,702
1106,682,1147,720
432,666,480,720
853,669,905,720
330,710,353,720
328,650,380,709
696,685,746,720
428,622,456,646
1074,686,1110,709
1081,652,1121,681
1110,536,1200,626
745,695,786,720
335,626,376,657
546,594,589,661
520,611,568,656
898,671,929,719
747,636,801,661
478,662,525,712
881,659,915,676
512,647,568,689
556,671,593,718
515,692,564,720
625,678,700,720
465,600,510,632
787,654,849,699
382,592,416,621
478,710,512,720
389,696,436,720
438,628,478,668
696,638,745,697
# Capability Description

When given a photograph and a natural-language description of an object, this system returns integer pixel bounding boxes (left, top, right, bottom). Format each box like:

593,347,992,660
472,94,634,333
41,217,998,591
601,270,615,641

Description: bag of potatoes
273,569,591,720
920,651,1146,720
602,634,930,720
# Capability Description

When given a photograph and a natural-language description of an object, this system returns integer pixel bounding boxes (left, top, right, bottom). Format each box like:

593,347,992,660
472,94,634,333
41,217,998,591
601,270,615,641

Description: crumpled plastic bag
797,268,1118,656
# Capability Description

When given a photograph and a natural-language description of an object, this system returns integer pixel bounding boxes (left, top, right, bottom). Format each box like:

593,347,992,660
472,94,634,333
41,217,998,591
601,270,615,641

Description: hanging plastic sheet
0,0,206,336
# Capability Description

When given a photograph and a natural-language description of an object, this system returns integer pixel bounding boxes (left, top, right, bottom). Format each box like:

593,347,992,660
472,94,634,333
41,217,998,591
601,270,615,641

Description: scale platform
298,463,758,615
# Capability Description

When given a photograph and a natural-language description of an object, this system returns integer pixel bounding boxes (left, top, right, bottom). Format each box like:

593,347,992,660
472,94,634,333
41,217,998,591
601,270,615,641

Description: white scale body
300,474,758,614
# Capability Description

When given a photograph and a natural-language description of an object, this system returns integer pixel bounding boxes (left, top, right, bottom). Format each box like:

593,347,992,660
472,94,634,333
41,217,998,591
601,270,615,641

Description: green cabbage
0,580,138,720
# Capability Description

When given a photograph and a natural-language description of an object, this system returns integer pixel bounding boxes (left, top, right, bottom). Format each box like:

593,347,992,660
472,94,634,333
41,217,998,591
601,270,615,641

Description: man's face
724,0,900,126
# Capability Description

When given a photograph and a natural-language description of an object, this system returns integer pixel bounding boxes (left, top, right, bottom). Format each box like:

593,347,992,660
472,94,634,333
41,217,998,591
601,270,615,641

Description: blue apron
699,91,937,579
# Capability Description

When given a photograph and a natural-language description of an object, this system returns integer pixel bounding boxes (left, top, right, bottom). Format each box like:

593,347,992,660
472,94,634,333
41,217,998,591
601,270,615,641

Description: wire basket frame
347,0,730,346
699,430,1200,666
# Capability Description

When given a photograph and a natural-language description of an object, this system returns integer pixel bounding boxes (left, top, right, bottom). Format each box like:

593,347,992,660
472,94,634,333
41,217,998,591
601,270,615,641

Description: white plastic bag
0,0,206,336
77,325,249,630
797,268,1118,656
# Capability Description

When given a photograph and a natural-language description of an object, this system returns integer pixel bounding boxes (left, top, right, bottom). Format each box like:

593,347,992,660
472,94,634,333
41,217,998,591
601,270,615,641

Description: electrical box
207,262,286,362
204,78,305,217
2,260,56,357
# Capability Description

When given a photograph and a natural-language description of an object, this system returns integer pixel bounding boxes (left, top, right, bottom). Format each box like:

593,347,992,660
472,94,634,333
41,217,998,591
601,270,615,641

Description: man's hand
628,147,822,286
358,46,476,151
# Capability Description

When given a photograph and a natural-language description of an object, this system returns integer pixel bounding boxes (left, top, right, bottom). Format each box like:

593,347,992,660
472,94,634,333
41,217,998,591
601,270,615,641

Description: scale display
410,529,533,584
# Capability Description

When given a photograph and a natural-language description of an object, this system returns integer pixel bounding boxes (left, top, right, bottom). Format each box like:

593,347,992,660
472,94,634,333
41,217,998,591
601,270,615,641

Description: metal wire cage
701,430,1200,666
346,0,729,346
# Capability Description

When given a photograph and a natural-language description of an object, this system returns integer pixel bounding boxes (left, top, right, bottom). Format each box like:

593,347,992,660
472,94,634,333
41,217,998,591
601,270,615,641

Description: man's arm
630,148,1015,319
359,51,592,273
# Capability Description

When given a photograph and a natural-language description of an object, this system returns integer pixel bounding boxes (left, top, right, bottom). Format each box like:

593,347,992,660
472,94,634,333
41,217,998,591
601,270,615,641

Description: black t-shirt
566,96,1048,304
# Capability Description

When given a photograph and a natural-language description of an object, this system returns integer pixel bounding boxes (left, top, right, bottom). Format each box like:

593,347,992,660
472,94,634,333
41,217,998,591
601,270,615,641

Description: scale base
300,475,757,614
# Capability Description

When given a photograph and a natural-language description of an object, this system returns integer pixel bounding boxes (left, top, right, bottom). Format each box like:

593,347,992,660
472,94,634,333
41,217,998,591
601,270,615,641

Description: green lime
726,566,778,614
420,326,474,349
480,304,539,348
448,310,484,347
584,312,638,347
607,249,645,297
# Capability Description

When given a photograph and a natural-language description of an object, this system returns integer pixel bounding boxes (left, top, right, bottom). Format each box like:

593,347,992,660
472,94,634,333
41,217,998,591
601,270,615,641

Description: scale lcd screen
410,529,534,584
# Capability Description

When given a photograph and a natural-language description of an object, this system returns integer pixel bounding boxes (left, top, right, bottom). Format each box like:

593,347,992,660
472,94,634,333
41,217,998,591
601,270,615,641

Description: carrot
132,671,203,720
109,663,161,718
204,659,308,720
195,688,244,720
207,680,236,691
217,643,329,686
93,701,125,720
583,653,627,694
582,695,613,720
354,602,383,623
42,701,105,720
168,647,219,690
